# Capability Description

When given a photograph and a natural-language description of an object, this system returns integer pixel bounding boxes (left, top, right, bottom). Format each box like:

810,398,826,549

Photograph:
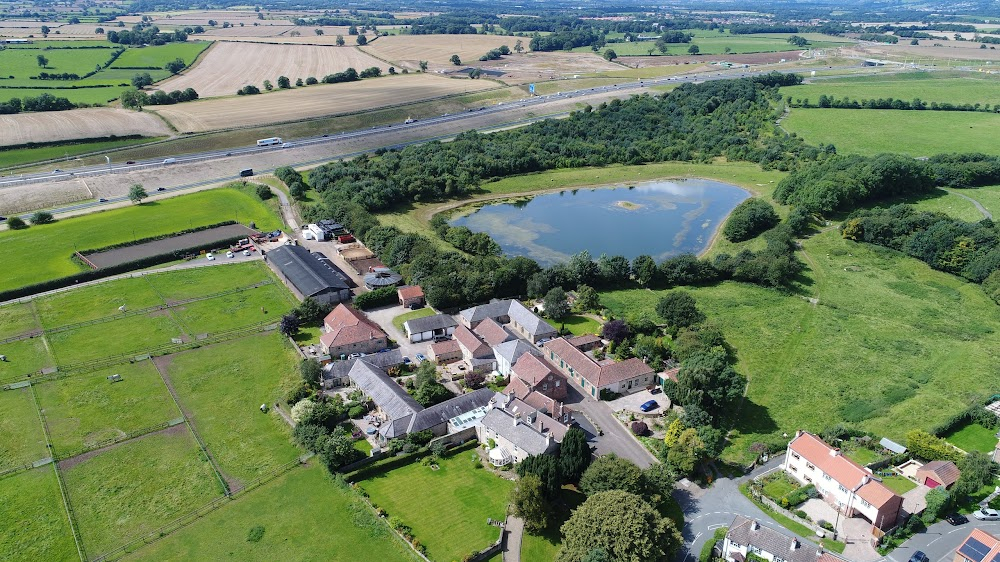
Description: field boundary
49,417,186,463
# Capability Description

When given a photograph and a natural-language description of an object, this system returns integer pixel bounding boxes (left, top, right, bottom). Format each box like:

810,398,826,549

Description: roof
473,317,514,347
363,269,403,288
454,325,492,358
408,388,495,435
511,353,559,386
788,432,901,507
460,299,514,325
480,399,566,456
459,299,557,338
566,334,601,348
404,313,458,334
856,480,900,509
957,529,1000,562
348,360,420,434
324,350,403,381
320,304,386,349
430,339,461,356
544,337,653,388
726,516,842,562
880,437,907,454
917,460,961,487
268,245,350,296
493,339,540,366
504,378,563,416
397,285,424,300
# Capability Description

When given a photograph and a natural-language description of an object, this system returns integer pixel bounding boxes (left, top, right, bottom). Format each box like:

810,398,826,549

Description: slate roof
460,299,514,325
348,360,420,434
917,460,961,488
474,317,514,347
323,350,403,381
454,325,492,359
726,516,842,562
404,313,458,334
493,339,540,367
480,397,567,457
459,299,557,339
268,245,350,297
409,388,495,434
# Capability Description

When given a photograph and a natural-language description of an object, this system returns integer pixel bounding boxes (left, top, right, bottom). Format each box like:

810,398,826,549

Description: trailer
256,137,283,147
337,234,355,243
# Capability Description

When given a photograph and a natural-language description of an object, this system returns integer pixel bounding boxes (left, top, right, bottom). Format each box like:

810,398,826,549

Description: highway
0,64,854,222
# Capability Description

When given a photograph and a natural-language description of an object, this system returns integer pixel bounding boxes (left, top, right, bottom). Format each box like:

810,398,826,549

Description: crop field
157,334,301,484
0,107,170,147
34,362,180,456
358,450,513,562
123,463,418,561
156,42,384,98
151,72,497,132
359,34,524,68
781,72,1000,106
62,428,223,556
0,136,160,170
601,228,1000,464
0,386,48,470
0,188,280,292
0,467,77,562
781,108,1000,156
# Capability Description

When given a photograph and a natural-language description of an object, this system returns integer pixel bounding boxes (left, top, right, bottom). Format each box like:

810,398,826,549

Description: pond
449,179,750,266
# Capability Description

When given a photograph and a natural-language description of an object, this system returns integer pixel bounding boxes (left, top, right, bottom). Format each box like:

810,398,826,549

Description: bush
348,405,366,418
255,184,273,200
30,211,53,225
6,216,27,230
354,286,397,309
631,421,648,435
723,198,780,242
285,382,312,405
794,509,808,519
246,525,265,542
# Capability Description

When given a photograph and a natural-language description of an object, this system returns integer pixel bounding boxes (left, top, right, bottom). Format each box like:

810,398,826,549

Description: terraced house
542,336,655,398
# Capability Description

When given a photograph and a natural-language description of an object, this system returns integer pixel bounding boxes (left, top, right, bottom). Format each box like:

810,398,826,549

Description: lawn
0,302,39,339
881,475,918,495
171,283,295,335
781,109,1000,157
0,136,160,170
35,361,180,457
0,187,282,293
109,42,211,70
761,473,799,502
0,466,78,562
781,73,1000,107
46,313,184,363
0,336,54,381
34,276,165,329
944,422,999,453
839,442,882,466
601,228,1000,465
0,386,48,470
145,261,274,302
558,314,601,336
358,449,513,562
123,463,418,562
160,333,302,484
62,429,223,557
392,307,436,333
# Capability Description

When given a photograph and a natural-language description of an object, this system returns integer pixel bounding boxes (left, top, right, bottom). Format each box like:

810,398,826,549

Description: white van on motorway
163,158,177,164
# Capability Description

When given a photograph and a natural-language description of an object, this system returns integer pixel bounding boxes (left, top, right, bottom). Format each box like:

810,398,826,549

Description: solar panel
960,538,993,562
989,551,1000,562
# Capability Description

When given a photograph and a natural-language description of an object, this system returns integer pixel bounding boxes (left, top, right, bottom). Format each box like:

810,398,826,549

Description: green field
781,72,1000,107
960,185,1000,218
358,450,513,562
0,386,48,469
146,261,273,301
601,228,1000,464
35,362,180,456
159,334,301,484
171,283,295,334
62,429,223,556
582,30,849,56
47,313,183,363
897,189,989,223
781,108,1000,156
35,276,165,329
123,463,418,562
109,42,210,70
944,422,999,453
0,187,281,293
0,466,78,562
392,307,436,333
0,337,54,380
558,314,601,336
0,136,161,170
0,302,39,339
0,46,121,87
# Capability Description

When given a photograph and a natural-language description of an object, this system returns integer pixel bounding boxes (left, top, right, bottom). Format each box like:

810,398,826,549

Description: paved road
885,519,1000,562
941,187,993,220
562,383,658,468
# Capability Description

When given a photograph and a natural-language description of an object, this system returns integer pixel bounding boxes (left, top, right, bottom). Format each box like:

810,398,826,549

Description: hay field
200,27,354,42
0,108,171,147
858,41,1000,62
360,34,525,68
156,42,385,97
152,73,496,131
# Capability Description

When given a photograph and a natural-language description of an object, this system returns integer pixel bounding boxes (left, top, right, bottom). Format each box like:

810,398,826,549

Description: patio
800,498,840,530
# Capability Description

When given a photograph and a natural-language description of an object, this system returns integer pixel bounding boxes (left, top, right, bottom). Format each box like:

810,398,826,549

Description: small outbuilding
880,437,907,455
397,285,425,307
916,460,961,489
363,267,403,290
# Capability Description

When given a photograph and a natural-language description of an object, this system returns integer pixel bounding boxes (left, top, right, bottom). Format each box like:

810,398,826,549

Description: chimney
751,521,759,531
790,539,799,551
513,413,521,427
829,448,840,457
861,475,870,485
527,411,536,424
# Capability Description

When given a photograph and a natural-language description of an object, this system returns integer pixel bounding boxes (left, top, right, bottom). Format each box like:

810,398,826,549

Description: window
838,485,848,493
791,452,800,460
806,462,815,470
555,381,561,387
823,474,831,481
542,383,548,391
861,499,871,508
804,476,812,483
789,465,797,472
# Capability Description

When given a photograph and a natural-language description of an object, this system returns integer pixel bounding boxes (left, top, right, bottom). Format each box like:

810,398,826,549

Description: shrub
6,216,27,230
723,198,780,242
348,405,366,418
246,525,265,542
30,211,54,225
255,184,273,200
631,421,648,435
794,509,808,519
290,399,315,423
354,286,397,309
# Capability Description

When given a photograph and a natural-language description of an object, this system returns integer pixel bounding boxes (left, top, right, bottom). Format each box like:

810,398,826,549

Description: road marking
707,524,725,530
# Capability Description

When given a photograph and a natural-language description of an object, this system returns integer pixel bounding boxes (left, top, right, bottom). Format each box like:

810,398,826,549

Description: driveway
606,389,669,415
563,383,657,468
364,302,443,361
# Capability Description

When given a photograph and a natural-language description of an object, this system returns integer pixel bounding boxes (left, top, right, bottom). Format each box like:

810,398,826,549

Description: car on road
639,400,659,412
126,161,136,164
281,143,293,148
974,509,1000,521
52,168,62,173
163,158,177,164
415,353,426,364
206,253,215,261
322,134,329,137
226,251,234,258
156,187,166,191
945,513,969,525
908,551,929,562
0,216,6,221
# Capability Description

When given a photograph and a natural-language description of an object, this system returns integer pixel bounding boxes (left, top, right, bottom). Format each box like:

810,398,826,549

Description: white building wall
784,449,855,508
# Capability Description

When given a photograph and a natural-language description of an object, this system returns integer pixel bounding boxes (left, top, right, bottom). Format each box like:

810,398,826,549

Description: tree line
788,94,999,113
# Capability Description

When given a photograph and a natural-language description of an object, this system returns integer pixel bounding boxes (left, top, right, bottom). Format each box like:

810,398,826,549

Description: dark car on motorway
945,513,968,525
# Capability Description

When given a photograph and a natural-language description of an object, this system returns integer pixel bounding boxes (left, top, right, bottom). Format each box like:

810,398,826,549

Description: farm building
916,460,961,489
429,339,462,364
266,245,352,304
363,267,403,290
319,304,388,358
397,285,425,307
459,299,558,343
477,393,568,465
403,313,457,343
542,337,655,397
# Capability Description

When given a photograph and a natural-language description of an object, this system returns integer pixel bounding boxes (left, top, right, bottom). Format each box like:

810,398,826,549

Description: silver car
973,508,1000,521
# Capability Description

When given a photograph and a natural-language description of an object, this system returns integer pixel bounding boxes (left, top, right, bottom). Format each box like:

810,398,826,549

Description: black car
908,551,929,562
946,513,969,526
98,198,108,202
156,187,166,192
0,216,7,221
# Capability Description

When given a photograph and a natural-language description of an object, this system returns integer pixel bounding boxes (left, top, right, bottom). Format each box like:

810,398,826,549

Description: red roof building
319,304,389,357
542,337,655,398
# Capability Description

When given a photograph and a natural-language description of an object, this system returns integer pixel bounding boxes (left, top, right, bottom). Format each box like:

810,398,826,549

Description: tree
676,348,744,419
279,313,300,336
517,454,562,499
120,87,149,110
557,490,681,562
511,474,549,533
348,25,358,35
128,184,147,204
688,44,700,55
131,72,153,89
922,487,951,523
356,34,368,45
319,427,361,470
955,451,997,499
667,428,705,474
95,27,105,34
315,28,324,35
656,291,705,331
559,428,591,483
6,216,27,230
603,49,617,61
575,284,600,312
36,54,49,68
295,78,304,87
468,68,482,79
295,297,328,324
723,198,780,242
418,60,428,71
663,418,685,447
40,25,50,37
336,35,345,46
164,58,185,74
906,430,963,463
30,211,54,225
579,454,644,496
514,39,524,53
263,80,273,91
464,371,485,389
388,66,396,75
632,255,657,286
277,75,291,89
601,319,629,344
543,287,570,320
301,359,322,387
450,54,462,65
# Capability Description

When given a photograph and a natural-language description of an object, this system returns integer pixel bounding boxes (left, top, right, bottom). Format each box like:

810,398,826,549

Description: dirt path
57,423,188,471
942,187,993,219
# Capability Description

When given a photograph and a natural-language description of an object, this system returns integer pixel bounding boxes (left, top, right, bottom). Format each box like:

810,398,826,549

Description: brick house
542,337,655,398
397,285,425,307
954,529,1000,562
319,304,388,358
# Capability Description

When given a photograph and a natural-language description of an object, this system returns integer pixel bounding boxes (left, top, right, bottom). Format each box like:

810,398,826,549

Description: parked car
349,353,362,359
226,251,234,258
433,336,450,343
945,513,969,526
639,400,659,412
415,353,426,364
402,356,412,365
974,509,1000,521
409,303,422,310
908,551,929,562
242,249,251,256
206,253,215,261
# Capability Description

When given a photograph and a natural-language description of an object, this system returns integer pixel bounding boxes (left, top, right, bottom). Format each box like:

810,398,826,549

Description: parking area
606,389,669,415
363,302,444,362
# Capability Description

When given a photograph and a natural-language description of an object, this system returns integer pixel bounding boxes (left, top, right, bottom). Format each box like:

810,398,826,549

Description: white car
243,249,251,256
226,251,234,258
973,509,1000,521
206,253,215,261
281,143,293,148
